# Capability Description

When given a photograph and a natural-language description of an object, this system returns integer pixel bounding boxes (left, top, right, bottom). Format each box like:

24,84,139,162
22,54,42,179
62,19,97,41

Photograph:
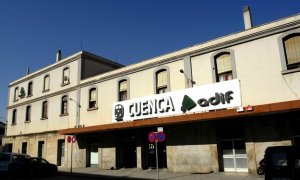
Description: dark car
265,146,300,180
0,152,30,172
9,157,57,177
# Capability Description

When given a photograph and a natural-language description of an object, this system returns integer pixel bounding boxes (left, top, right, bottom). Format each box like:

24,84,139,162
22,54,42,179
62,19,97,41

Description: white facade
3,12,300,174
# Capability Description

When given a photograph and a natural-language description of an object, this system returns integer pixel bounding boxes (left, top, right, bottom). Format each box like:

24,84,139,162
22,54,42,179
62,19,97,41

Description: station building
3,7,300,174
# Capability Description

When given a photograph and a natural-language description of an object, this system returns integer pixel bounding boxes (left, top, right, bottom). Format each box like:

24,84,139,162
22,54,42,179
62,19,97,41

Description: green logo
181,95,196,113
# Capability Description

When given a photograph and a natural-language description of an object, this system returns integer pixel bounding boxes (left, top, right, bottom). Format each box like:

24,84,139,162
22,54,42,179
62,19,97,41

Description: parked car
0,152,30,172
8,157,58,177
265,146,300,180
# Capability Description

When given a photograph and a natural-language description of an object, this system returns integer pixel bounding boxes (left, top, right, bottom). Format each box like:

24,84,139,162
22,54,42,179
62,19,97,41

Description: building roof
9,51,124,87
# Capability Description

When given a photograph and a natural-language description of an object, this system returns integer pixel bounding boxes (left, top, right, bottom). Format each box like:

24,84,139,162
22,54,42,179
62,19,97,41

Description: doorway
57,139,65,166
116,131,137,168
141,128,167,169
90,143,99,166
38,141,45,158
21,142,27,154
220,139,248,172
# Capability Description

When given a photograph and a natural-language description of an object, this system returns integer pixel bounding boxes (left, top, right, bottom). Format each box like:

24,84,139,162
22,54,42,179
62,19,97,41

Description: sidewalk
59,167,264,180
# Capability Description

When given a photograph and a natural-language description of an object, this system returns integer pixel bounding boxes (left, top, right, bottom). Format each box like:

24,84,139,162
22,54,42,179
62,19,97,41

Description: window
14,87,19,101
25,106,31,122
119,80,128,101
89,88,97,109
283,34,300,70
62,67,70,85
12,109,17,125
215,53,233,82
41,101,48,119
27,81,33,97
43,75,50,92
156,70,168,94
61,95,68,115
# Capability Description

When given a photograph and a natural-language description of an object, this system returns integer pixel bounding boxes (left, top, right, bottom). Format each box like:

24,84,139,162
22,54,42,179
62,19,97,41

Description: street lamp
180,69,196,87
69,98,81,127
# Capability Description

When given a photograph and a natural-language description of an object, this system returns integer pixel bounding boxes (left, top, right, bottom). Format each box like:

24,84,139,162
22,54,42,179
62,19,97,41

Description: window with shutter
215,53,233,82
156,70,167,94
284,35,300,69
89,88,97,108
119,80,128,101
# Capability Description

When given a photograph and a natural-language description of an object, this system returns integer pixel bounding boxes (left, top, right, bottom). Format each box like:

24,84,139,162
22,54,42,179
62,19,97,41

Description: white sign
113,79,241,122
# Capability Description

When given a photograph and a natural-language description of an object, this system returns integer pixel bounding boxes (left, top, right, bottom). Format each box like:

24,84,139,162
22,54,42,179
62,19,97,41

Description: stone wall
2,132,65,165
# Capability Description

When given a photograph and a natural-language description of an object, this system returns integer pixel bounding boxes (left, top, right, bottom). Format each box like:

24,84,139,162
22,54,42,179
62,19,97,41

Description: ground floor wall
2,111,300,174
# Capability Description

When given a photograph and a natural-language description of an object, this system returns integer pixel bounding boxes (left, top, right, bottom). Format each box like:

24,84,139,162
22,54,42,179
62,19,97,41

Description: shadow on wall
74,111,299,149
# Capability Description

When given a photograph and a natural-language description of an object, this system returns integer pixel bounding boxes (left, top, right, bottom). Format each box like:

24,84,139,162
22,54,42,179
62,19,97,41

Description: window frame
62,67,70,86
27,81,33,97
88,87,98,110
278,30,300,74
154,66,170,94
25,105,31,122
12,109,17,125
14,87,19,102
211,49,237,83
60,95,69,116
41,101,48,120
118,78,129,101
43,74,50,92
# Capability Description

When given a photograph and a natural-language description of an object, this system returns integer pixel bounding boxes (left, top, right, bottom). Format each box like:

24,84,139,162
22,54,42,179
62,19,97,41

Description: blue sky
0,0,299,123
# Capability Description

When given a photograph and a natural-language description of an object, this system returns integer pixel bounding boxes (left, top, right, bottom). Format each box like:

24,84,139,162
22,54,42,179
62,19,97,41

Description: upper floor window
25,106,31,122
14,87,19,101
12,109,17,125
27,82,33,97
61,95,68,115
119,80,128,101
62,67,70,85
156,69,168,94
41,101,48,119
283,34,300,70
43,75,50,92
89,88,97,109
215,53,233,82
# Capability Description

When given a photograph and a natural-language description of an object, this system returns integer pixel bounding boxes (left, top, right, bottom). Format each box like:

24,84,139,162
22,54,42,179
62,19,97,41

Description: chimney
243,6,252,30
26,67,30,75
56,50,62,62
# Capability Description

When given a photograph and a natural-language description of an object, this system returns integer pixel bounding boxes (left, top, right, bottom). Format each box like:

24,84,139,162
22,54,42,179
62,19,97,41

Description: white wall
6,60,79,136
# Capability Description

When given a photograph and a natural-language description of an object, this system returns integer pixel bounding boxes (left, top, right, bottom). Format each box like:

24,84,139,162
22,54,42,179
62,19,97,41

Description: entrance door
90,144,99,166
38,141,45,158
116,131,137,169
141,129,167,170
57,139,65,166
221,139,248,172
